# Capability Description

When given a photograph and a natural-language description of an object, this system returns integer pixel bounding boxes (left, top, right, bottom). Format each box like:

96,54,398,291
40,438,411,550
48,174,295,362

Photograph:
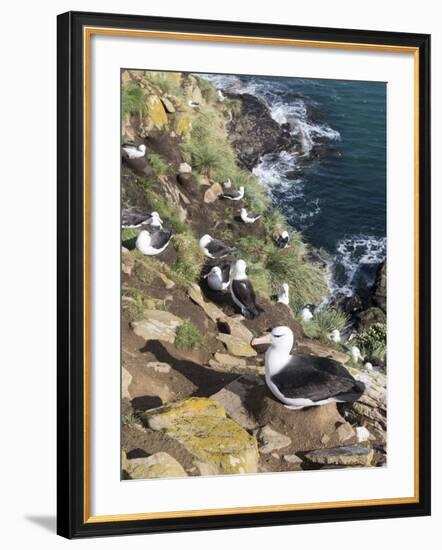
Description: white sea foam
326,235,386,298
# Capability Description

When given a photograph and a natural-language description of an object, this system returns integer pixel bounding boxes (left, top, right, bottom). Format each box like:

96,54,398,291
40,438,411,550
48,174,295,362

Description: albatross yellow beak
251,333,272,346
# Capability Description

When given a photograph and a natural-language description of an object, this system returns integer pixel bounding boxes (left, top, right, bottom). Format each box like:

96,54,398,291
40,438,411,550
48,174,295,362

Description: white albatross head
251,326,294,355
204,266,222,279
149,211,163,226
233,259,247,280
199,234,212,248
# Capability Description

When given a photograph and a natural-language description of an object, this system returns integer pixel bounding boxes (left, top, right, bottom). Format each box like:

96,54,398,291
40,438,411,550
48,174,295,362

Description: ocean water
204,73,387,300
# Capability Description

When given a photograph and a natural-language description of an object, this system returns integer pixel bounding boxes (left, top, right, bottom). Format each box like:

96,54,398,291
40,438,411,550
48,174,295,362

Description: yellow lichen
146,94,168,128
143,398,259,475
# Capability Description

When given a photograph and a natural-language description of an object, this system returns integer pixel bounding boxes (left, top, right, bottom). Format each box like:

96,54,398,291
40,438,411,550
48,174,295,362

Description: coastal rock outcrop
226,92,294,169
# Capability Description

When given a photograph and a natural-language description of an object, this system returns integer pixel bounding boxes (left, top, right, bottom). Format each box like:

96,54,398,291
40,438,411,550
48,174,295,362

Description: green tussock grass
122,82,146,116
182,109,268,212
147,153,168,176
235,231,327,311
194,75,219,104
355,322,387,362
144,71,182,96
175,320,203,350
172,233,205,287
121,286,165,323
144,188,188,233
302,308,349,343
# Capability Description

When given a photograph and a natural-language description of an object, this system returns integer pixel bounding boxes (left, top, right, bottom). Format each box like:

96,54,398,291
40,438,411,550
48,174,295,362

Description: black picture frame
57,10,431,539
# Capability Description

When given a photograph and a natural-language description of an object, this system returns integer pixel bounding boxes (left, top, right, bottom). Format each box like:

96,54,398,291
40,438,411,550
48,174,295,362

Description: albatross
230,259,259,319
251,326,365,409
122,209,163,229
277,283,290,306
121,142,146,159
203,264,231,292
275,230,290,249
223,186,244,201
240,208,261,224
199,234,236,259
135,228,172,256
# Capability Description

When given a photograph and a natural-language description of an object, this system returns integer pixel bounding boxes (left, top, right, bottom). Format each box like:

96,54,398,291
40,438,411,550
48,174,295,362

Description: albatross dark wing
232,279,259,319
207,239,235,258
149,229,172,249
271,354,365,403
121,208,149,227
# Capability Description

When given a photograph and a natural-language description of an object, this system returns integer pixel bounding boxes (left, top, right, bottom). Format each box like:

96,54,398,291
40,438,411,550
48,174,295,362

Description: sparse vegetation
172,233,205,287
144,188,188,233
194,75,219,104
122,82,146,116
302,308,349,343
175,320,203,350
144,71,182,96
356,323,387,362
147,153,168,176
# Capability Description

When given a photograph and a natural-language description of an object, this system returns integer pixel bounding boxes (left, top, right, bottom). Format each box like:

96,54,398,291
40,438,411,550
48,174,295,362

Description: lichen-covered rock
126,452,187,479
217,333,257,357
204,182,223,203
214,353,246,368
304,446,374,467
179,162,192,174
175,113,192,137
161,96,176,113
146,94,168,128
131,310,183,343
373,262,386,312
142,398,259,475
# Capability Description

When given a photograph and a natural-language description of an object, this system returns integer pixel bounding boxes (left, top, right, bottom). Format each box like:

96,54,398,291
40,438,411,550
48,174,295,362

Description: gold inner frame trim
83,26,420,524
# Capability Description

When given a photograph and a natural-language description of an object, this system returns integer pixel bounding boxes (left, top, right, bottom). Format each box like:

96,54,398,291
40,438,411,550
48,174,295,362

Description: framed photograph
57,11,431,538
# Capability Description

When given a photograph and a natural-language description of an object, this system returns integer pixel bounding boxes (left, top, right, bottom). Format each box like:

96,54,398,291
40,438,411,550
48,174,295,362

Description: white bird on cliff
330,329,341,344
122,209,163,229
349,346,364,363
217,89,225,102
275,230,290,248
222,179,232,190
121,142,146,159
240,208,261,224
136,228,172,256
199,234,236,259
188,100,200,108
203,264,231,292
223,186,244,201
277,283,290,306
251,326,365,409
230,259,259,319
300,304,315,322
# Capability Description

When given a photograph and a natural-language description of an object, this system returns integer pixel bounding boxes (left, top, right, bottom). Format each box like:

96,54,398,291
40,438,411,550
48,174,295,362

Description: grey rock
256,425,291,454
304,446,374,467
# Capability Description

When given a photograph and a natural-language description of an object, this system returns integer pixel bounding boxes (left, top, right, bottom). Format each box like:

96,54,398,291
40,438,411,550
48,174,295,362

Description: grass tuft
147,153,168,176
302,308,349,342
144,188,188,233
355,323,387,362
144,71,182,96
172,233,205,287
175,320,203,350
122,82,146,116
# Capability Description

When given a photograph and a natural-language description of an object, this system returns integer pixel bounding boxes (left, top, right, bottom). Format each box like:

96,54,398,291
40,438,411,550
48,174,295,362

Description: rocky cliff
120,70,387,479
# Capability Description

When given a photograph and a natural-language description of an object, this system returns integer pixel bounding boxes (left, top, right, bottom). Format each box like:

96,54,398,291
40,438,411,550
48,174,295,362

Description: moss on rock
146,94,168,128
142,398,259,475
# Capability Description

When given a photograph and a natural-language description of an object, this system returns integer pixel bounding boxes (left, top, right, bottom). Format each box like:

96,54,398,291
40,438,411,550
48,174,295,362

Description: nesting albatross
252,326,365,409
121,142,146,159
199,234,236,259
136,228,172,256
230,259,259,319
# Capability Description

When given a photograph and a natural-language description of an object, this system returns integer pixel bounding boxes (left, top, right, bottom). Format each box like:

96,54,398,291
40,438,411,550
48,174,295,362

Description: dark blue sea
205,73,387,299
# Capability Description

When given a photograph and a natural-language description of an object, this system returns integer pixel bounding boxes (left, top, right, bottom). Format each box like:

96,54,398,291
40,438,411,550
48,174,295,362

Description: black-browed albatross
252,326,365,409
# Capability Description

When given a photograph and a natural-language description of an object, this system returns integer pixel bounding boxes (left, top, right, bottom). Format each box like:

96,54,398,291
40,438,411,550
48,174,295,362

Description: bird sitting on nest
199,234,236,259
300,304,315,322
121,142,146,159
223,186,244,201
240,208,261,224
275,230,290,248
122,209,163,229
251,326,365,410
230,259,259,319
203,264,231,292
135,227,172,256
276,283,290,306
